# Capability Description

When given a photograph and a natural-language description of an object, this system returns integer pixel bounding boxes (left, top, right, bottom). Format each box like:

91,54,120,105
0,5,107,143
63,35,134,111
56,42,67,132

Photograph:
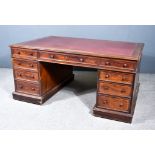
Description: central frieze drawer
98,81,132,97
39,51,99,66
39,52,67,61
67,55,98,65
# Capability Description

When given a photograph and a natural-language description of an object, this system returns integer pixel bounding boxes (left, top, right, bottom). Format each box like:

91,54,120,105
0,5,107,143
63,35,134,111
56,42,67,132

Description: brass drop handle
105,74,110,78
105,61,110,65
79,58,84,62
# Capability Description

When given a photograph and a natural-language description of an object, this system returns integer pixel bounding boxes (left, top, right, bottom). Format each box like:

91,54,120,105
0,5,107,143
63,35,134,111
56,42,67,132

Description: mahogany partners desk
10,36,144,123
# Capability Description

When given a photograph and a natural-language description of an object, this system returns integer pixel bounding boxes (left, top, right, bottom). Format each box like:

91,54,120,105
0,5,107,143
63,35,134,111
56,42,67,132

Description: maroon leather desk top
11,36,144,60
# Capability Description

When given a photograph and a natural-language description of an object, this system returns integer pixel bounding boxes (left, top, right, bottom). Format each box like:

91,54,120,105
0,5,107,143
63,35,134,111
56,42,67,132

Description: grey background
0,25,155,73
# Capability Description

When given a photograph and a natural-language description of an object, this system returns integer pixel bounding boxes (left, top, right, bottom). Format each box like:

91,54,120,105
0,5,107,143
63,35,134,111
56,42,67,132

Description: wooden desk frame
10,36,144,123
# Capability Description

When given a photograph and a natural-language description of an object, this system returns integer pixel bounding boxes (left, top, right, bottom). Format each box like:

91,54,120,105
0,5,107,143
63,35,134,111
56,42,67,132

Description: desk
10,36,144,123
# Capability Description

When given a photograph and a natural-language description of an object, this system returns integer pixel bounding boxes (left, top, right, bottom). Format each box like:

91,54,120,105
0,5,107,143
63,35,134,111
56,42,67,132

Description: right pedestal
93,69,140,123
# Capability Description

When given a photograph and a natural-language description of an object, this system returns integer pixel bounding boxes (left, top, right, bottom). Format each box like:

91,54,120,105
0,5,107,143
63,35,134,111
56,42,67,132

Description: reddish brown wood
99,70,134,84
14,69,39,82
98,81,132,97
67,54,98,65
12,48,38,60
39,51,67,61
39,51,99,67
13,74,74,105
99,58,137,71
15,80,40,96
93,107,133,123
10,36,144,123
13,59,38,71
97,94,130,112
39,62,74,95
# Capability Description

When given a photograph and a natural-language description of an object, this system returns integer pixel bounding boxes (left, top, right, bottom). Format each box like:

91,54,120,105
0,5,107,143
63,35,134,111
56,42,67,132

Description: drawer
13,59,38,71
15,80,40,96
98,81,132,97
39,52,99,66
67,55,98,66
12,48,38,59
14,69,39,82
39,52,67,61
97,94,130,112
100,58,137,71
99,70,134,84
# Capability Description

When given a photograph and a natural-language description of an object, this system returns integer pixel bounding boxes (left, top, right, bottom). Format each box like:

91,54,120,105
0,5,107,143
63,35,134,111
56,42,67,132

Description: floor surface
0,68,155,129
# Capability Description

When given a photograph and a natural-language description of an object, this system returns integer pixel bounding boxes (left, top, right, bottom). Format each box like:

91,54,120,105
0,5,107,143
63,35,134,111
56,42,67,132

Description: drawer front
99,70,134,84
39,52,67,61
16,80,40,96
98,81,132,97
100,58,137,71
39,52,99,66
67,55,98,66
97,94,130,112
13,59,38,71
12,48,38,59
14,69,39,82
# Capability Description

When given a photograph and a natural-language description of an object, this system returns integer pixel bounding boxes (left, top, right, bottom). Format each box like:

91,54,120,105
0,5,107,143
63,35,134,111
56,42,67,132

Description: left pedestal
11,48,74,105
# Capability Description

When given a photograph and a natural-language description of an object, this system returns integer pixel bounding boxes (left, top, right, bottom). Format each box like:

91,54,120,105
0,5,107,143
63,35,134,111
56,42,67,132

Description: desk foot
13,74,74,105
93,107,133,123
